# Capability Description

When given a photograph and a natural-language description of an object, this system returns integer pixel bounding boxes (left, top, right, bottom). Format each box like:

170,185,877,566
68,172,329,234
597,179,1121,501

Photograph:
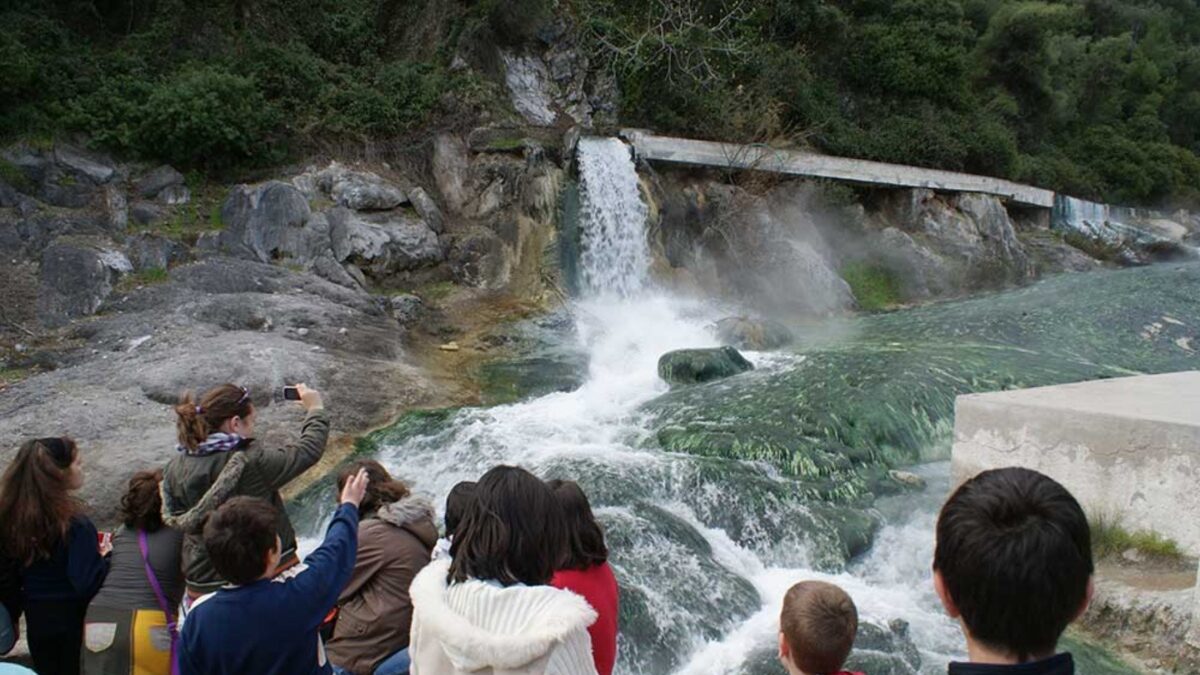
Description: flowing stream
295,139,1200,674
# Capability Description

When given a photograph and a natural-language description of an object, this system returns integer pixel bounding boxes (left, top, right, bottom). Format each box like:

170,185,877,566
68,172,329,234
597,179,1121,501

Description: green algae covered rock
658,345,754,385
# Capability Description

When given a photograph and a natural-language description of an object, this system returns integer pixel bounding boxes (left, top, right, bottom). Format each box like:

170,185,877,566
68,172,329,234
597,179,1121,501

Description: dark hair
175,384,254,451
121,469,165,532
780,581,858,674
448,466,566,587
934,467,1093,660
547,479,607,570
337,460,409,519
0,437,83,564
203,496,279,585
444,481,476,535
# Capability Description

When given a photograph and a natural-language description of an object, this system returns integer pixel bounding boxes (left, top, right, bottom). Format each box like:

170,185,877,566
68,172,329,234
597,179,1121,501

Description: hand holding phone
284,383,323,411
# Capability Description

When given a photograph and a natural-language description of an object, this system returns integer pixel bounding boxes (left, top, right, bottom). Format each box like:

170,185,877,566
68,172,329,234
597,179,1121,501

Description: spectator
83,470,184,675
934,467,1093,675
327,460,437,675
1,543,18,657
178,468,368,675
778,581,862,675
161,382,329,605
548,480,619,675
0,438,108,675
409,465,598,675
431,481,475,561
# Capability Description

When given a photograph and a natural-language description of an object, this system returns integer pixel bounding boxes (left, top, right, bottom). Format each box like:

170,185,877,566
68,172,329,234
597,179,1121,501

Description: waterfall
1053,194,1177,247
576,137,652,297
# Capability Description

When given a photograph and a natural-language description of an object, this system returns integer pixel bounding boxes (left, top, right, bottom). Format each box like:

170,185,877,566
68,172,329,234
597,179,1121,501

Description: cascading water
576,137,653,297
291,139,1183,674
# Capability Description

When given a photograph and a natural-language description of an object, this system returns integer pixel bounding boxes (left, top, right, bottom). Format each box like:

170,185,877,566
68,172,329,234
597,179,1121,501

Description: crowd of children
0,382,1095,675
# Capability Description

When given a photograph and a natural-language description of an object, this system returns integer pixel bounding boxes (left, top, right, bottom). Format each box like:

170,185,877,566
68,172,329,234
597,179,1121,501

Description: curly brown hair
120,469,165,532
0,437,83,565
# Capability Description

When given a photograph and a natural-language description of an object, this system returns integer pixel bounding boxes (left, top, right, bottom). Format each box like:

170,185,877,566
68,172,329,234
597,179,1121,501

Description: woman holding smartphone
161,382,328,607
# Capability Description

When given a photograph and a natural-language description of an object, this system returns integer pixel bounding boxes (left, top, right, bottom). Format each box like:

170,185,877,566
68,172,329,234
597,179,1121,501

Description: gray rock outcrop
218,181,312,262
37,237,132,326
328,208,443,281
316,163,407,211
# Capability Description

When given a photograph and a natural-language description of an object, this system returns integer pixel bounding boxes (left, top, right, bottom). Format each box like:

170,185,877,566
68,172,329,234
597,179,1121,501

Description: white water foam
300,137,966,674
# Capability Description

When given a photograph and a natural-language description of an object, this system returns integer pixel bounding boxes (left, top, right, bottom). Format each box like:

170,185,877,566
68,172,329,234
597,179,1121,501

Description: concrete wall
623,130,1056,208
951,371,1200,555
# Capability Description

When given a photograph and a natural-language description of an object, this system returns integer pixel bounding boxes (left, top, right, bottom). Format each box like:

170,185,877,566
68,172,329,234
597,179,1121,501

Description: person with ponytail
0,437,109,675
82,469,184,675
160,382,328,604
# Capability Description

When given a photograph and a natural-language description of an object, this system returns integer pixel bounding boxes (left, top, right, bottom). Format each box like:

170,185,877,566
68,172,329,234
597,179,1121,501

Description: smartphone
283,386,301,401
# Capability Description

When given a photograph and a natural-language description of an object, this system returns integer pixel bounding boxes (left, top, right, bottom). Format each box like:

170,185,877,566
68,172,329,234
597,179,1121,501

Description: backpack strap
139,530,180,675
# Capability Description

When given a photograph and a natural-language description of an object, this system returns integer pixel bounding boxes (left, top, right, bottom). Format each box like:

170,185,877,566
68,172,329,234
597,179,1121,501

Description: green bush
1090,513,1184,561
136,67,280,170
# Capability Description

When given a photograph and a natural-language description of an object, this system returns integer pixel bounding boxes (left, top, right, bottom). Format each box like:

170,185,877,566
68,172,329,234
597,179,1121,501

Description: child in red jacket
778,580,864,675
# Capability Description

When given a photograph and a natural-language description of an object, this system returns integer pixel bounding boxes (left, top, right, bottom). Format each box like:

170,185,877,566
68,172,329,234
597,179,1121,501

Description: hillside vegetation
3,0,1199,206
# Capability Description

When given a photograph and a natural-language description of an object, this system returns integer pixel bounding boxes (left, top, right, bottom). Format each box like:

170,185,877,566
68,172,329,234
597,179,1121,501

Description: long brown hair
337,460,410,519
175,384,254,451
548,479,608,570
0,437,83,565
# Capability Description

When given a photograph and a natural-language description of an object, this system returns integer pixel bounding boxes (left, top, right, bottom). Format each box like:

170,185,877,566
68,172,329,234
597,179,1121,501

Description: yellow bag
83,607,173,675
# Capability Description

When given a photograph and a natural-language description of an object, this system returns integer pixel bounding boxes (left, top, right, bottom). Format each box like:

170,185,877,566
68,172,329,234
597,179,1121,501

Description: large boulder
328,208,443,282
316,163,407,211
38,237,132,326
712,317,793,351
136,165,186,199
407,186,445,234
657,346,753,386
218,181,312,262
126,233,188,272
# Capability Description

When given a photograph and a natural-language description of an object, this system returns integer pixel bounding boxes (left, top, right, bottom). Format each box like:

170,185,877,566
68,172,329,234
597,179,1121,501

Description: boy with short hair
178,469,369,675
778,580,864,675
933,467,1093,674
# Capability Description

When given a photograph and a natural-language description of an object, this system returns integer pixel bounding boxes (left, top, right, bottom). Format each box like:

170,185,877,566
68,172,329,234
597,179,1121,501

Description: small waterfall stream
291,139,1178,674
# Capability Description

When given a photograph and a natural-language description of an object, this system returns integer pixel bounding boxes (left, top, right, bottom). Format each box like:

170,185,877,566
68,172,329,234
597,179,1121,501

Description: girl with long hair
408,465,598,675
0,437,108,675
548,480,620,675
83,469,184,675
327,460,437,675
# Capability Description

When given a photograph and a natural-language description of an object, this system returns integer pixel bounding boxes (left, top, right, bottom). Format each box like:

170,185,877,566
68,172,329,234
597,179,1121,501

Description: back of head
780,581,858,675
444,480,476,535
449,465,566,586
121,469,165,532
934,467,1093,660
0,438,81,564
547,479,608,570
175,384,254,451
337,459,409,518
202,496,279,585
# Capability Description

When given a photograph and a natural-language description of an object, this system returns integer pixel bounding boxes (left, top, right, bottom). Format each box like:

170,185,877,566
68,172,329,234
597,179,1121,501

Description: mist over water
293,138,1164,674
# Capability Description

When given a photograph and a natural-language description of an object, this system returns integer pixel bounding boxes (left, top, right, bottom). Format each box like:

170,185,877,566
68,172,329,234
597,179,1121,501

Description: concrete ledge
951,371,1200,554
623,130,1056,208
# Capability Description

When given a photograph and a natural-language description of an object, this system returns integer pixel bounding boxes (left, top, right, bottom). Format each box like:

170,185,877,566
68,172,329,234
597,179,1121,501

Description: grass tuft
1090,513,1184,561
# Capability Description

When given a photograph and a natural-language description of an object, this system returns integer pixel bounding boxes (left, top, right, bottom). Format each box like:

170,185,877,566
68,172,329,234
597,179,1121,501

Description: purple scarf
178,432,245,457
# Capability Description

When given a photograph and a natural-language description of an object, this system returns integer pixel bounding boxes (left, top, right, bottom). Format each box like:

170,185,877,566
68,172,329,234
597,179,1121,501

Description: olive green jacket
160,409,330,594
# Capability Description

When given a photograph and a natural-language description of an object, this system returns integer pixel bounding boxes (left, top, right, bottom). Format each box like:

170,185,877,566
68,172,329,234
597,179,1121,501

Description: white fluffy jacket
409,559,599,675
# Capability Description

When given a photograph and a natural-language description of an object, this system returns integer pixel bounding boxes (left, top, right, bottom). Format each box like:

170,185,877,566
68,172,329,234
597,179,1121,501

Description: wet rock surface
658,346,754,386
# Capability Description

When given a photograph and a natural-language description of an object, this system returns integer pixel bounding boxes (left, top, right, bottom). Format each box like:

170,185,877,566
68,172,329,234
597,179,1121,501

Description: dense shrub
137,67,280,170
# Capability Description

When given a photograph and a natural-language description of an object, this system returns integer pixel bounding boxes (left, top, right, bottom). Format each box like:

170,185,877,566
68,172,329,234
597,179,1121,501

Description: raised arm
285,468,368,627
255,384,330,490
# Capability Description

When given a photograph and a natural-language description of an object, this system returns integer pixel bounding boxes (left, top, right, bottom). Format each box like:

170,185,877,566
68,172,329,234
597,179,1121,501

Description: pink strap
138,530,180,675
